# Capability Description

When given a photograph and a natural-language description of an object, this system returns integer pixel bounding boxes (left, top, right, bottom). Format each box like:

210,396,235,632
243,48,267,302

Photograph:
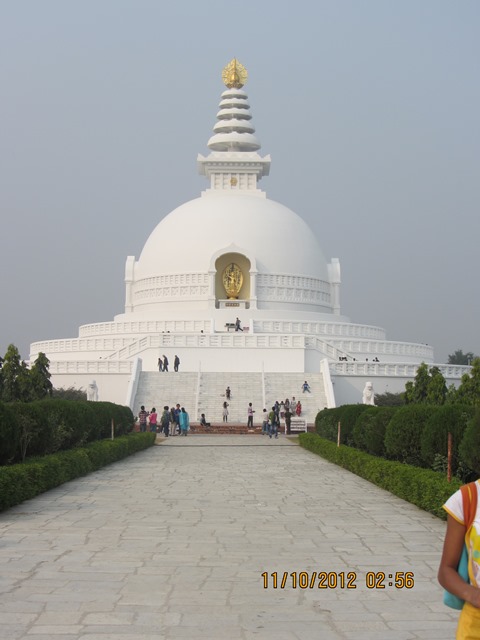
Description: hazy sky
1,0,479,363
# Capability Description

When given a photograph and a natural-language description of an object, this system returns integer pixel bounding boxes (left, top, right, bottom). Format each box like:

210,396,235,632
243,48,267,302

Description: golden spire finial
222,58,248,89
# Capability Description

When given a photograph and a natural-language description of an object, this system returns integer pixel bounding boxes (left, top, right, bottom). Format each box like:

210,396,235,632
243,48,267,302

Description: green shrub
362,406,398,457
298,433,463,519
384,404,439,466
0,403,19,464
459,409,480,475
315,407,342,442
339,404,371,446
0,433,156,512
1,399,136,463
315,405,370,445
421,404,475,475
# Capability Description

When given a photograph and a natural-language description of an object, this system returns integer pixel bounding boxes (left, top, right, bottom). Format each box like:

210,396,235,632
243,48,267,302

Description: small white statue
87,380,98,402
362,381,375,406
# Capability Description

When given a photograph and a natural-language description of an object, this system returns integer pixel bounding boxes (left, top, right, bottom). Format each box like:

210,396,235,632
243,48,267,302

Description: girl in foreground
438,480,480,638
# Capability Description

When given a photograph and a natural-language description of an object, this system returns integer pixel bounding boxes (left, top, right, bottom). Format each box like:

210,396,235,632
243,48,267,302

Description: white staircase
133,370,329,426
264,373,328,425
197,372,263,424
132,372,198,417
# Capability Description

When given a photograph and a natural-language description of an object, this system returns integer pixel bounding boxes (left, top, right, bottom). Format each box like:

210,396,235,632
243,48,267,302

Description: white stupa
30,60,467,418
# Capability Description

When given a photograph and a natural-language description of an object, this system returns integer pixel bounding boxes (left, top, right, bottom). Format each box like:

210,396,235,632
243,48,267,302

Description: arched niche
215,252,251,303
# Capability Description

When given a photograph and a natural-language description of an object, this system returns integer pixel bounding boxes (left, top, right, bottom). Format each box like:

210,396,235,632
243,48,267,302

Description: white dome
137,193,329,280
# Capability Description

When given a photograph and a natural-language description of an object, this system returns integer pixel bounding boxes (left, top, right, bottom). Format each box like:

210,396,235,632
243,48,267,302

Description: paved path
0,435,459,639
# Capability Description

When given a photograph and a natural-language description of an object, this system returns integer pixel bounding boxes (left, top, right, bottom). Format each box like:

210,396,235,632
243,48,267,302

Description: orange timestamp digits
261,571,415,590
365,571,415,589
261,571,357,589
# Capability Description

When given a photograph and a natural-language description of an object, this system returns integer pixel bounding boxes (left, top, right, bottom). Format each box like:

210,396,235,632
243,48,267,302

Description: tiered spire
198,59,270,189
207,58,260,152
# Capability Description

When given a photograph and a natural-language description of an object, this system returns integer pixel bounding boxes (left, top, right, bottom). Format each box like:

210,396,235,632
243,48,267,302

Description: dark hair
152,408,156,412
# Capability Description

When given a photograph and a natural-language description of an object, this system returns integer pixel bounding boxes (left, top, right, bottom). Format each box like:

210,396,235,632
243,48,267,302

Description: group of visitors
157,355,181,372
138,404,190,436
261,407,280,438
248,398,302,433
281,397,302,416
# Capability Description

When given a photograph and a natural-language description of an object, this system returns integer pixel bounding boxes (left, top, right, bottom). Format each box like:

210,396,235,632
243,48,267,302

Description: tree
29,352,53,400
404,362,447,406
426,366,447,405
448,350,476,365
455,358,480,406
52,387,87,401
374,391,405,407
0,344,31,402
405,363,430,404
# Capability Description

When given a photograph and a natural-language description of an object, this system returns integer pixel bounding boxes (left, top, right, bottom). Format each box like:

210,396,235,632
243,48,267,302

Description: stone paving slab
0,434,460,639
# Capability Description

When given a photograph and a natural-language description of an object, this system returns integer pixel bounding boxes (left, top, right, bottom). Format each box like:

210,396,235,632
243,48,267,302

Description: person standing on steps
163,355,169,372
174,404,181,435
161,406,171,437
268,406,277,439
138,405,148,433
174,355,180,372
223,401,229,423
262,408,269,435
157,357,163,372
284,407,292,435
247,402,255,428
235,317,243,332
148,408,158,433
179,407,190,436
225,386,231,400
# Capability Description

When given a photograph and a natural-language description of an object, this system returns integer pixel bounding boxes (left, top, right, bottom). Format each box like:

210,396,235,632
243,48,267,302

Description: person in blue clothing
174,404,181,435
179,407,190,436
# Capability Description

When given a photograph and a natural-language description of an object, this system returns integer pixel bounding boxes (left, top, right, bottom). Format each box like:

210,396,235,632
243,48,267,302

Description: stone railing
78,319,213,337
106,333,308,360
252,319,386,340
49,360,133,374
330,362,470,380
327,339,434,360
30,337,133,355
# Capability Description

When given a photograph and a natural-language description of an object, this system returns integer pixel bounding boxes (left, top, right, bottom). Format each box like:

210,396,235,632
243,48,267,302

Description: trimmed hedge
0,400,135,464
299,432,463,519
421,404,475,474
0,403,19,465
352,406,398,457
460,409,480,475
315,407,342,442
0,432,156,512
384,404,439,466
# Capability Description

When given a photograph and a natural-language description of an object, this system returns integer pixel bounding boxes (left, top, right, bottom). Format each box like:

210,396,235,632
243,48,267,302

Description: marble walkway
0,434,460,639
